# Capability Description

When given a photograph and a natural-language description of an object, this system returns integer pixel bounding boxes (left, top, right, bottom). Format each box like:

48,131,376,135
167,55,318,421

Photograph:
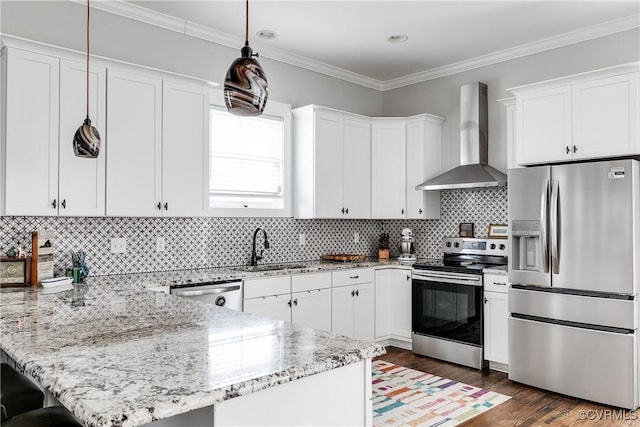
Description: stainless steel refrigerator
508,159,639,409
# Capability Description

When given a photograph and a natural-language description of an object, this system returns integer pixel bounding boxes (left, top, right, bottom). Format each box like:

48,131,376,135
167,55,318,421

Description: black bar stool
1,363,44,420
2,406,82,427
1,363,81,427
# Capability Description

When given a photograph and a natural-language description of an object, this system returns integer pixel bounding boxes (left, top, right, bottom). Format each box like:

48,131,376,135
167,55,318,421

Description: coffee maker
397,228,416,263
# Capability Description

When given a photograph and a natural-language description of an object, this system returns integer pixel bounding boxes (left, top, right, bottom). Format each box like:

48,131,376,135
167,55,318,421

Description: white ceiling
115,1,639,89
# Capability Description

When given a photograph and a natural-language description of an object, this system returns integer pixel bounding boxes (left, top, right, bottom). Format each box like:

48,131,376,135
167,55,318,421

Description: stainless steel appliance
398,228,416,263
171,280,243,310
412,237,508,369
508,159,639,409
415,82,506,191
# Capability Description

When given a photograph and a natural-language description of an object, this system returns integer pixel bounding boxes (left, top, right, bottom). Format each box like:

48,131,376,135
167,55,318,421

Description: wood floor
376,347,639,427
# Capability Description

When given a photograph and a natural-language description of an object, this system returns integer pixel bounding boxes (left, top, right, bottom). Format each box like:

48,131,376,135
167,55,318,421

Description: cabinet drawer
292,272,332,292
244,276,291,298
484,274,509,293
332,268,373,287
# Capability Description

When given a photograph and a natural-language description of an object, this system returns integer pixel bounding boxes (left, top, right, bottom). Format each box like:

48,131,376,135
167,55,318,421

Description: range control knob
499,244,506,250
490,243,496,250
454,242,460,248
446,242,452,247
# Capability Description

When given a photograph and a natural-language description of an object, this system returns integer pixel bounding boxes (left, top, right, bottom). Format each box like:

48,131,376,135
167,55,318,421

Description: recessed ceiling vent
415,82,507,191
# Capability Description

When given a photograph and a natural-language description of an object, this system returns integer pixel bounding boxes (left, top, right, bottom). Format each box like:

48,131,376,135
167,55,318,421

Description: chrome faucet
250,227,270,266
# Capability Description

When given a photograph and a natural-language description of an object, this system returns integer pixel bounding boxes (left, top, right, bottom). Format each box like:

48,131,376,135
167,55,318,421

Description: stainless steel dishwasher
170,280,243,310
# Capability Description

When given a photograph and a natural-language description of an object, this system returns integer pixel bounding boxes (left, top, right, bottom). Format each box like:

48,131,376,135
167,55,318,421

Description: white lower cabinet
291,288,332,332
374,268,412,349
331,269,375,341
483,273,510,372
243,273,332,331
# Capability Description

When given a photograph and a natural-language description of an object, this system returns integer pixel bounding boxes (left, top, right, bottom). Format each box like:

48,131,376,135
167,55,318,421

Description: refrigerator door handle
550,179,560,274
540,178,550,273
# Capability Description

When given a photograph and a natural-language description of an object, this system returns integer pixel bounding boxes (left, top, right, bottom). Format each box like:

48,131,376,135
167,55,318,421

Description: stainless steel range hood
416,82,507,191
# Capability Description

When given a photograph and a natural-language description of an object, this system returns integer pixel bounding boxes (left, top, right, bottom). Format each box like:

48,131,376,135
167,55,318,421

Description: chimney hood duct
415,82,507,191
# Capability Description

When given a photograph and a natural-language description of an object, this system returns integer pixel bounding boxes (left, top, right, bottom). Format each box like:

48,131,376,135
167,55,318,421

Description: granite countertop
0,274,385,427
80,258,414,290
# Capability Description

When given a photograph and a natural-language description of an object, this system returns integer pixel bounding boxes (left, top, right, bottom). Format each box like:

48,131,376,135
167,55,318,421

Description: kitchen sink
236,264,308,272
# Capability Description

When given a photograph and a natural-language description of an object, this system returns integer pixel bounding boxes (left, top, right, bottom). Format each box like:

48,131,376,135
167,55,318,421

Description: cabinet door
405,119,440,220
314,111,343,218
372,121,406,219
374,270,392,339
331,285,354,338
292,288,331,332
484,291,509,365
162,81,208,217
4,49,59,215
106,69,162,216
342,118,371,218
58,60,106,216
572,73,639,159
391,270,412,340
244,295,292,323
353,282,374,342
516,86,572,165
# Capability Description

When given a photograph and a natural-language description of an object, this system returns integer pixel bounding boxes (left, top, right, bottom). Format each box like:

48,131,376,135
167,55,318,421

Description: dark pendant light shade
224,0,268,116
74,0,101,158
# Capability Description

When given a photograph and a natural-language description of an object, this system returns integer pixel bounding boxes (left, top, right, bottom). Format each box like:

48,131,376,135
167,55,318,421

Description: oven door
412,270,483,346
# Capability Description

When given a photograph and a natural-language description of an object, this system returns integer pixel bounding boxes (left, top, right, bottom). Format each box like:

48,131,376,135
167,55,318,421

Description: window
208,92,291,217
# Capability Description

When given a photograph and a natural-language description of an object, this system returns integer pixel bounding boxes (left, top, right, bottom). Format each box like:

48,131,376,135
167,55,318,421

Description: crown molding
382,15,639,91
71,1,638,92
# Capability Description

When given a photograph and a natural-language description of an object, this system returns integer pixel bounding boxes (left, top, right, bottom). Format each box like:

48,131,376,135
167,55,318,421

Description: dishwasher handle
172,284,241,297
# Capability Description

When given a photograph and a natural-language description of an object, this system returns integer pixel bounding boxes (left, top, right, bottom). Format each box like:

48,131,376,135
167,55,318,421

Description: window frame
206,89,292,218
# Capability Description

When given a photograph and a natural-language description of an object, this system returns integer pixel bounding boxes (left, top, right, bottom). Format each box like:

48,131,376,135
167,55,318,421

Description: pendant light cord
245,0,249,44
86,0,90,119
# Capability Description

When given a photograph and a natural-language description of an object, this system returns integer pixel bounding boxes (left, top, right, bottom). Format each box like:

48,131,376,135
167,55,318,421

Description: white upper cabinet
162,81,208,217
59,59,107,216
106,69,163,217
511,63,639,165
3,49,60,216
342,118,372,218
516,86,572,164
405,116,442,219
293,106,371,219
372,116,443,220
572,73,638,159
2,49,106,217
371,120,406,219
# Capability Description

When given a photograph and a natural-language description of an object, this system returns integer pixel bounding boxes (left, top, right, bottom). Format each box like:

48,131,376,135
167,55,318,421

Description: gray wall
0,0,383,116
382,28,640,174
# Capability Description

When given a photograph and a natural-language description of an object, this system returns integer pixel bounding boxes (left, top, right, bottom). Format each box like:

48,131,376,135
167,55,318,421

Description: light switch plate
156,237,166,252
299,233,306,246
353,232,360,243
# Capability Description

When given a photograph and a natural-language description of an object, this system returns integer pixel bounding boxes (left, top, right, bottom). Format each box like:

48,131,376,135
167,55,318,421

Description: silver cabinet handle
540,178,549,274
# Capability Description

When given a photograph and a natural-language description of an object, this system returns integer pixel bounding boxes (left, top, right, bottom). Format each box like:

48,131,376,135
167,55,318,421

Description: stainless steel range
412,237,508,369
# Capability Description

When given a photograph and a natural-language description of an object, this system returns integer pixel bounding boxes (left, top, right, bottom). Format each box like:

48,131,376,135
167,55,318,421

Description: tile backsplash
0,187,507,276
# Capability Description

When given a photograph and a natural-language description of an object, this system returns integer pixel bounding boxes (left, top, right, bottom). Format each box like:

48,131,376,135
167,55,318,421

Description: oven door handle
412,272,482,286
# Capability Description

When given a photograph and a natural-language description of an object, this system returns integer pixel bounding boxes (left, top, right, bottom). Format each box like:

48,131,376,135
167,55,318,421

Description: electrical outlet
299,233,306,246
156,236,166,252
110,237,126,254
353,232,360,243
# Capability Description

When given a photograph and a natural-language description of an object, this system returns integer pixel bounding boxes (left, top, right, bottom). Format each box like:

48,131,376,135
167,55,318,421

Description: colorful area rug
372,360,510,426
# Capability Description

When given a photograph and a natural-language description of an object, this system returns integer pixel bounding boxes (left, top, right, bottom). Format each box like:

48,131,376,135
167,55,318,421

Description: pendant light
73,0,101,158
224,0,268,116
